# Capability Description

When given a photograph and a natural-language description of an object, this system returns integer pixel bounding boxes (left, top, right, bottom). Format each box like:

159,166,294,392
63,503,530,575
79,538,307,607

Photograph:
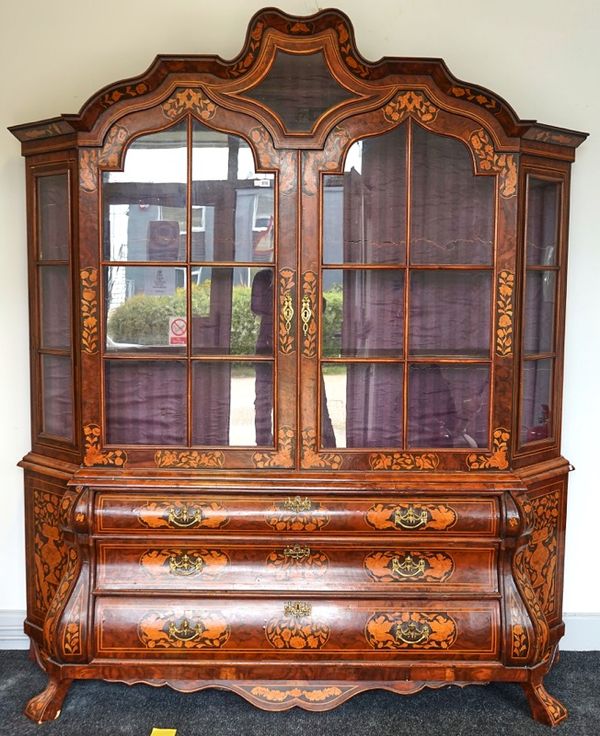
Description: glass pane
41,355,73,439
105,361,187,445
241,50,356,132
323,127,407,264
409,271,491,357
38,174,69,260
103,122,187,261
520,359,553,444
408,364,489,449
40,266,70,349
526,178,560,265
411,125,494,265
105,266,186,354
322,270,404,357
192,121,274,262
191,267,273,356
524,271,556,354
192,362,273,446
321,363,403,449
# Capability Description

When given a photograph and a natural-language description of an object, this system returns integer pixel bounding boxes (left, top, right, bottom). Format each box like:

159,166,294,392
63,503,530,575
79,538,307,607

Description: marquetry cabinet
10,8,587,725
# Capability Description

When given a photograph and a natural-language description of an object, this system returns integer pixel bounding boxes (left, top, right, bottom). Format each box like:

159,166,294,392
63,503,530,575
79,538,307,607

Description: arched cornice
9,7,587,153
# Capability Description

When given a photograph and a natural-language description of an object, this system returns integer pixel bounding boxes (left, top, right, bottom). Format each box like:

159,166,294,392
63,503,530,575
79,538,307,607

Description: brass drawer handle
282,496,312,513
391,554,426,578
283,544,310,560
284,601,312,618
282,293,294,335
166,504,203,528
301,295,312,337
168,553,205,576
394,506,428,530
395,620,432,645
167,618,204,643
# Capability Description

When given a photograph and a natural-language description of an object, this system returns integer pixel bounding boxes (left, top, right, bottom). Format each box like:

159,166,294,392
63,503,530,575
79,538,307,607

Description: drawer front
96,542,498,594
95,494,500,536
95,597,499,661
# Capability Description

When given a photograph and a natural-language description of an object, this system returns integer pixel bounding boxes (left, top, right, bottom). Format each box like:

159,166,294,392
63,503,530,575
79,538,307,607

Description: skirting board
0,610,598,651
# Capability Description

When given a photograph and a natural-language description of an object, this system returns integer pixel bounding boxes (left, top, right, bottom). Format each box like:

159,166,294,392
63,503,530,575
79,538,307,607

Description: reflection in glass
526,178,560,265
520,359,553,444
41,355,73,439
411,124,494,264
192,362,273,446
323,126,407,264
38,174,69,260
191,267,273,356
102,122,187,261
192,120,274,262
40,266,70,349
524,271,556,354
408,364,489,448
321,270,404,357
321,363,403,448
105,361,187,445
105,266,186,353
409,271,491,356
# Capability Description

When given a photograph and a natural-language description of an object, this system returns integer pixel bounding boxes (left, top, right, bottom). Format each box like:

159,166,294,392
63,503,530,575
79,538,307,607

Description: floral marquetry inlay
134,501,229,531
162,89,217,121
266,497,330,532
301,428,342,470
248,685,345,704
138,611,230,649
466,428,510,470
369,452,439,471
154,450,224,469
496,270,514,356
365,611,457,650
364,550,455,584
366,503,457,533
80,268,98,354
83,424,127,468
383,91,438,125
253,427,295,468
279,269,296,355
265,608,330,650
266,547,329,581
470,128,517,198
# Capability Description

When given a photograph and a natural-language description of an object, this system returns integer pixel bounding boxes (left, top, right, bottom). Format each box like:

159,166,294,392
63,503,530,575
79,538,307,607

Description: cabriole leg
521,675,567,727
24,675,73,724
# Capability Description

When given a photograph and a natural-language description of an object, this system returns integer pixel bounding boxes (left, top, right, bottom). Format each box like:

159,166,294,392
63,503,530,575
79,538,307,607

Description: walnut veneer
10,8,587,726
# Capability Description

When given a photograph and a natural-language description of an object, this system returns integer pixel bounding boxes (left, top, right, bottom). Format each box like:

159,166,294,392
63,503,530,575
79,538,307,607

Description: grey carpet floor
0,651,598,736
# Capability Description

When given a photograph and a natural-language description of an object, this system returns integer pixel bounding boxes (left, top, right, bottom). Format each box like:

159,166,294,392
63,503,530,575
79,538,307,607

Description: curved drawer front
95,597,500,661
96,543,498,594
95,493,500,536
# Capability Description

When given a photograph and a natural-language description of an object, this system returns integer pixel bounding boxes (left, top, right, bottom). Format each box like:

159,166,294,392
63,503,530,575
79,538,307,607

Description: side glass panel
191,121,274,262
38,174,69,260
103,122,187,261
520,176,561,447
40,266,70,349
41,355,73,440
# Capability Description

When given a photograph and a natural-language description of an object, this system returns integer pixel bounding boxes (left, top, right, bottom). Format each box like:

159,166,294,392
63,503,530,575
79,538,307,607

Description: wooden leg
24,676,73,724
521,675,568,727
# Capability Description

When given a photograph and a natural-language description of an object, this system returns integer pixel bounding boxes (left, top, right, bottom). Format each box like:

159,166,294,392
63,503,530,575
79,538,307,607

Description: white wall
0,0,598,639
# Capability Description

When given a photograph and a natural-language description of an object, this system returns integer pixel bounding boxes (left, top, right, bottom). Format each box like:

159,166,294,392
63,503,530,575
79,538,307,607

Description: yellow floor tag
150,730,177,736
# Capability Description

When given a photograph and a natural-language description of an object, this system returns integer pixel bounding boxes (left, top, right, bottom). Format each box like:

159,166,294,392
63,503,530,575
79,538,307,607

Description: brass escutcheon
282,293,294,335
167,618,204,642
168,552,205,576
301,295,312,337
283,544,311,560
391,554,426,578
395,620,432,645
284,601,312,618
282,496,312,514
394,506,429,530
166,504,203,528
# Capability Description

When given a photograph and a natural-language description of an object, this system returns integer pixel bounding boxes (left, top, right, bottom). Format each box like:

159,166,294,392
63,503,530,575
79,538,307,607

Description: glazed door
300,111,514,472
87,110,298,469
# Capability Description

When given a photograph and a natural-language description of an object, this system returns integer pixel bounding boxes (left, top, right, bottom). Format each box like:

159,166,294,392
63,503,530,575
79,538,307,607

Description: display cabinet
9,8,587,725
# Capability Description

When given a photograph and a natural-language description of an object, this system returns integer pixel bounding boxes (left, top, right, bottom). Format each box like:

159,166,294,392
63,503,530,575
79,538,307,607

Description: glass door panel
41,355,73,439
38,174,69,260
40,266,70,349
520,358,553,444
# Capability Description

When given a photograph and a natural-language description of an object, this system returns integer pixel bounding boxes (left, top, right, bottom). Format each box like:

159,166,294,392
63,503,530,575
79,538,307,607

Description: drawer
95,542,498,594
94,597,500,661
94,493,500,536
